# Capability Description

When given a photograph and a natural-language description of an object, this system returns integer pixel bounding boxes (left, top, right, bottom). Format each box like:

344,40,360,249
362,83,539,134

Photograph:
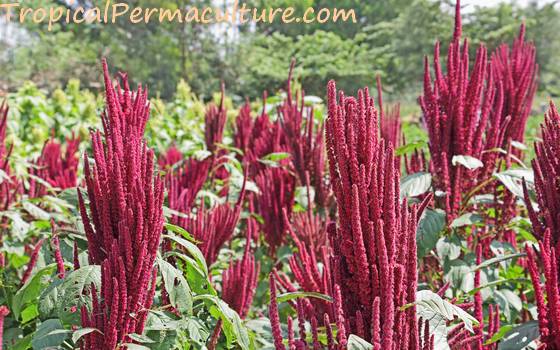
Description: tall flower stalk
376,75,402,148
326,80,431,348
278,61,330,209
205,85,227,154
255,167,296,254
490,23,538,156
0,103,14,251
524,102,560,243
78,60,164,349
166,157,211,223
419,0,496,221
221,228,260,318
183,196,244,266
28,135,80,197
523,102,560,348
526,231,560,348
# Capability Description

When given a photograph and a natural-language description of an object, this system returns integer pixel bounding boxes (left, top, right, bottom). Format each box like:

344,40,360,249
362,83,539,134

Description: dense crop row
0,1,558,349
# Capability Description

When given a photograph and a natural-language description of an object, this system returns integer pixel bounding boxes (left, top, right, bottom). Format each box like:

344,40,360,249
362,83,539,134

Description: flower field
1,2,560,349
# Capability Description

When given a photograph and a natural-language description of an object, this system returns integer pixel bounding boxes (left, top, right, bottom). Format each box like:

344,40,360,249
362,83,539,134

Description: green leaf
495,289,523,320
452,155,483,170
162,233,208,276
467,278,531,295
276,291,333,303
436,238,461,261
13,264,57,319
472,253,526,272
400,172,432,198
157,257,193,315
395,140,426,156
417,209,445,258
450,212,483,228
144,310,183,331
347,334,374,350
497,321,540,350
128,333,156,343
72,327,100,344
510,141,527,150
493,169,534,198
164,223,198,243
163,207,191,221
22,201,51,220
11,333,33,350
195,294,250,350
57,265,101,324
485,325,513,345
414,290,478,333
39,275,62,319
294,186,315,210
164,251,215,295
185,317,210,343
261,152,291,162
31,319,70,350
21,304,39,324
3,211,31,240
122,344,152,350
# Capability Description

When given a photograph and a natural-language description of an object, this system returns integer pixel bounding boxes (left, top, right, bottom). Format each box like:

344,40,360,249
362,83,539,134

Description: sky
462,0,548,10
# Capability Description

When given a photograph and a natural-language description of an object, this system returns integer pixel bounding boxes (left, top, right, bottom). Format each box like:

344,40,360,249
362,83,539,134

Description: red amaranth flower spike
0,102,17,219
166,156,211,223
376,75,402,148
526,230,560,348
524,101,560,243
20,238,45,285
234,100,254,159
256,167,296,254
490,22,538,155
278,61,330,209
268,272,340,349
27,134,80,197
183,190,245,265
221,227,260,318
52,237,65,279
50,219,65,279
419,0,497,221
78,59,164,349
277,207,332,322
326,80,432,348
158,145,183,170
269,273,285,350
0,306,9,350
205,83,227,154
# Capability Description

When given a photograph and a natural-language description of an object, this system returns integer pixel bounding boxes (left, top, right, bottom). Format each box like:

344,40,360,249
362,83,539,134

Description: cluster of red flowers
255,168,296,254
326,80,431,348
221,228,260,319
525,102,560,243
0,104,13,213
278,62,330,209
184,195,245,265
78,60,165,349
166,156,211,222
420,1,496,221
420,0,537,223
524,102,560,349
0,104,14,258
490,23,538,156
27,135,80,197
377,75,402,148
527,231,560,348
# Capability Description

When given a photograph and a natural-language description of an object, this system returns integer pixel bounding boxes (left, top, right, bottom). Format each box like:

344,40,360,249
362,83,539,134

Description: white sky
462,0,550,10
